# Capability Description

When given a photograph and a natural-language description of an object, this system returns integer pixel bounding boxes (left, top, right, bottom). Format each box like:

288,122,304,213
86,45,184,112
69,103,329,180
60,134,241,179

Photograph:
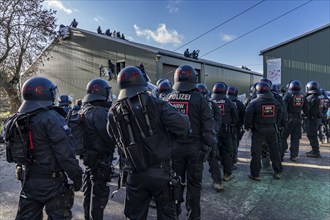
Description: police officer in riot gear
244,83,257,107
6,77,83,219
58,94,73,116
107,66,190,219
196,83,221,132
156,78,167,86
157,79,173,99
163,65,217,219
258,79,287,167
281,80,309,161
318,88,330,143
197,83,223,191
73,99,82,112
244,82,283,180
211,82,238,182
81,78,115,220
226,86,245,168
270,82,288,160
305,81,323,157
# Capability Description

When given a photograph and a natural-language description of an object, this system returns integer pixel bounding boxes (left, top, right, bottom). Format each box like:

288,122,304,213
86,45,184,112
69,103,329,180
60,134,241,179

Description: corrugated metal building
260,23,330,90
23,28,262,101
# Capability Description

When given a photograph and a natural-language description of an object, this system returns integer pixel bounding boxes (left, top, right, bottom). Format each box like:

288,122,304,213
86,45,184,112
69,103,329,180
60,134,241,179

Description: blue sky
44,0,330,73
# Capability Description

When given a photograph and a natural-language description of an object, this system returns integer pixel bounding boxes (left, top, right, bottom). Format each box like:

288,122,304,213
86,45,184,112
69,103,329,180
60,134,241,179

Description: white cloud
125,35,134,41
46,1,72,14
93,16,105,23
166,1,181,13
134,23,183,45
221,34,236,42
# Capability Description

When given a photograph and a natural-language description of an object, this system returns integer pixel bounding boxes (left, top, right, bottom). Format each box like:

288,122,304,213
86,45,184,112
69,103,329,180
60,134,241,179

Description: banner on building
267,58,281,85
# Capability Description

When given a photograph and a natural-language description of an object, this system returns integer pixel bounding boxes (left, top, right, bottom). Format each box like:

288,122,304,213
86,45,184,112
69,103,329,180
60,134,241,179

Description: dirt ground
0,133,329,220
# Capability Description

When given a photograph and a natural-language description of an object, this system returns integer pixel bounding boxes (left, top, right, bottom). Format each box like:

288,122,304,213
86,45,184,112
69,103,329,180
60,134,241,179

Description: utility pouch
126,143,149,172
4,116,30,164
169,174,183,204
47,183,74,212
61,183,74,209
159,184,172,205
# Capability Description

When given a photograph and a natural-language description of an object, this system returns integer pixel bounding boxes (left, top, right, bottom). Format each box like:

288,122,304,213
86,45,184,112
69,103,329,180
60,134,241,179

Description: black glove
73,178,82,192
208,146,219,160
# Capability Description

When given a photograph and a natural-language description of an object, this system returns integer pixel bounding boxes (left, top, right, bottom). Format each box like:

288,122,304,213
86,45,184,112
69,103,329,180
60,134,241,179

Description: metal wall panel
262,26,330,90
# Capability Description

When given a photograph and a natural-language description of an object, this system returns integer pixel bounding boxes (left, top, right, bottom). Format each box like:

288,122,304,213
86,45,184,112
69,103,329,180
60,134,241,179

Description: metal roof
23,27,262,76
76,28,262,76
260,23,330,55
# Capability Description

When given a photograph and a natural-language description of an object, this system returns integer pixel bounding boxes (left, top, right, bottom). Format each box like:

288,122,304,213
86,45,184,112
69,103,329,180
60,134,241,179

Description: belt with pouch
28,170,66,179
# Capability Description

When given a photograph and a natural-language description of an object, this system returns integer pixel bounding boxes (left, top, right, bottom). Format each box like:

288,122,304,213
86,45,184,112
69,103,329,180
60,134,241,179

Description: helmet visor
106,87,113,102
52,86,60,106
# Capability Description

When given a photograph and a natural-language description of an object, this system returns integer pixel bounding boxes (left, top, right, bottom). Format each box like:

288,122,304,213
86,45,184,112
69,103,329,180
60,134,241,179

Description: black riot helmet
271,84,280,93
256,82,271,95
173,64,197,92
288,80,302,92
117,66,148,99
18,77,59,113
305,81,319,94
83,78,112,103
226,86,238,101
156,78,166,86
211,82,227,99
157,80,173,94
196,83,209,96
320,88,328,98
260,78,272,87
286,80,293,90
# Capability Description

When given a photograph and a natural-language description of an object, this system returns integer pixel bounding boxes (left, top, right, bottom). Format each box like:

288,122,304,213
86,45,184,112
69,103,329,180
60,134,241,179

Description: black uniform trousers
208,158,222,184
326,117,330,139
16,175,73,220
124,166,177,220
83,166,110,220
319,115,330,140
232,128,239,164
172,150,203,220
250,126,282,177
218,128,234,176
282,118,302,158
306,118,321,153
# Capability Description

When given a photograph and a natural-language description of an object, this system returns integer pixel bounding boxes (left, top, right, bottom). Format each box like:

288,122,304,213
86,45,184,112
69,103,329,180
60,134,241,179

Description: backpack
66,108,86,155
66,106,94,155
4,111,40,165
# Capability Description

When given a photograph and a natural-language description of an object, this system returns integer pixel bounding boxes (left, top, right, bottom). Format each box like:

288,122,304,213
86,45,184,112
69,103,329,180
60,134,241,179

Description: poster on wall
267,58,281,85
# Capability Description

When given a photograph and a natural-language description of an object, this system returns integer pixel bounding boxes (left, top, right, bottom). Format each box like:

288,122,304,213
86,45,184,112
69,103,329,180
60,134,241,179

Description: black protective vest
306,94,321,118
254,98,277,125
213,98,232,124
285,92,305,114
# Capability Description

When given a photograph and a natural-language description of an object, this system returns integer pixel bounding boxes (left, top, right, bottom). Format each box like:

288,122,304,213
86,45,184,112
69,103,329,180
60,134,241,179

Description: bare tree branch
0,0,57,112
